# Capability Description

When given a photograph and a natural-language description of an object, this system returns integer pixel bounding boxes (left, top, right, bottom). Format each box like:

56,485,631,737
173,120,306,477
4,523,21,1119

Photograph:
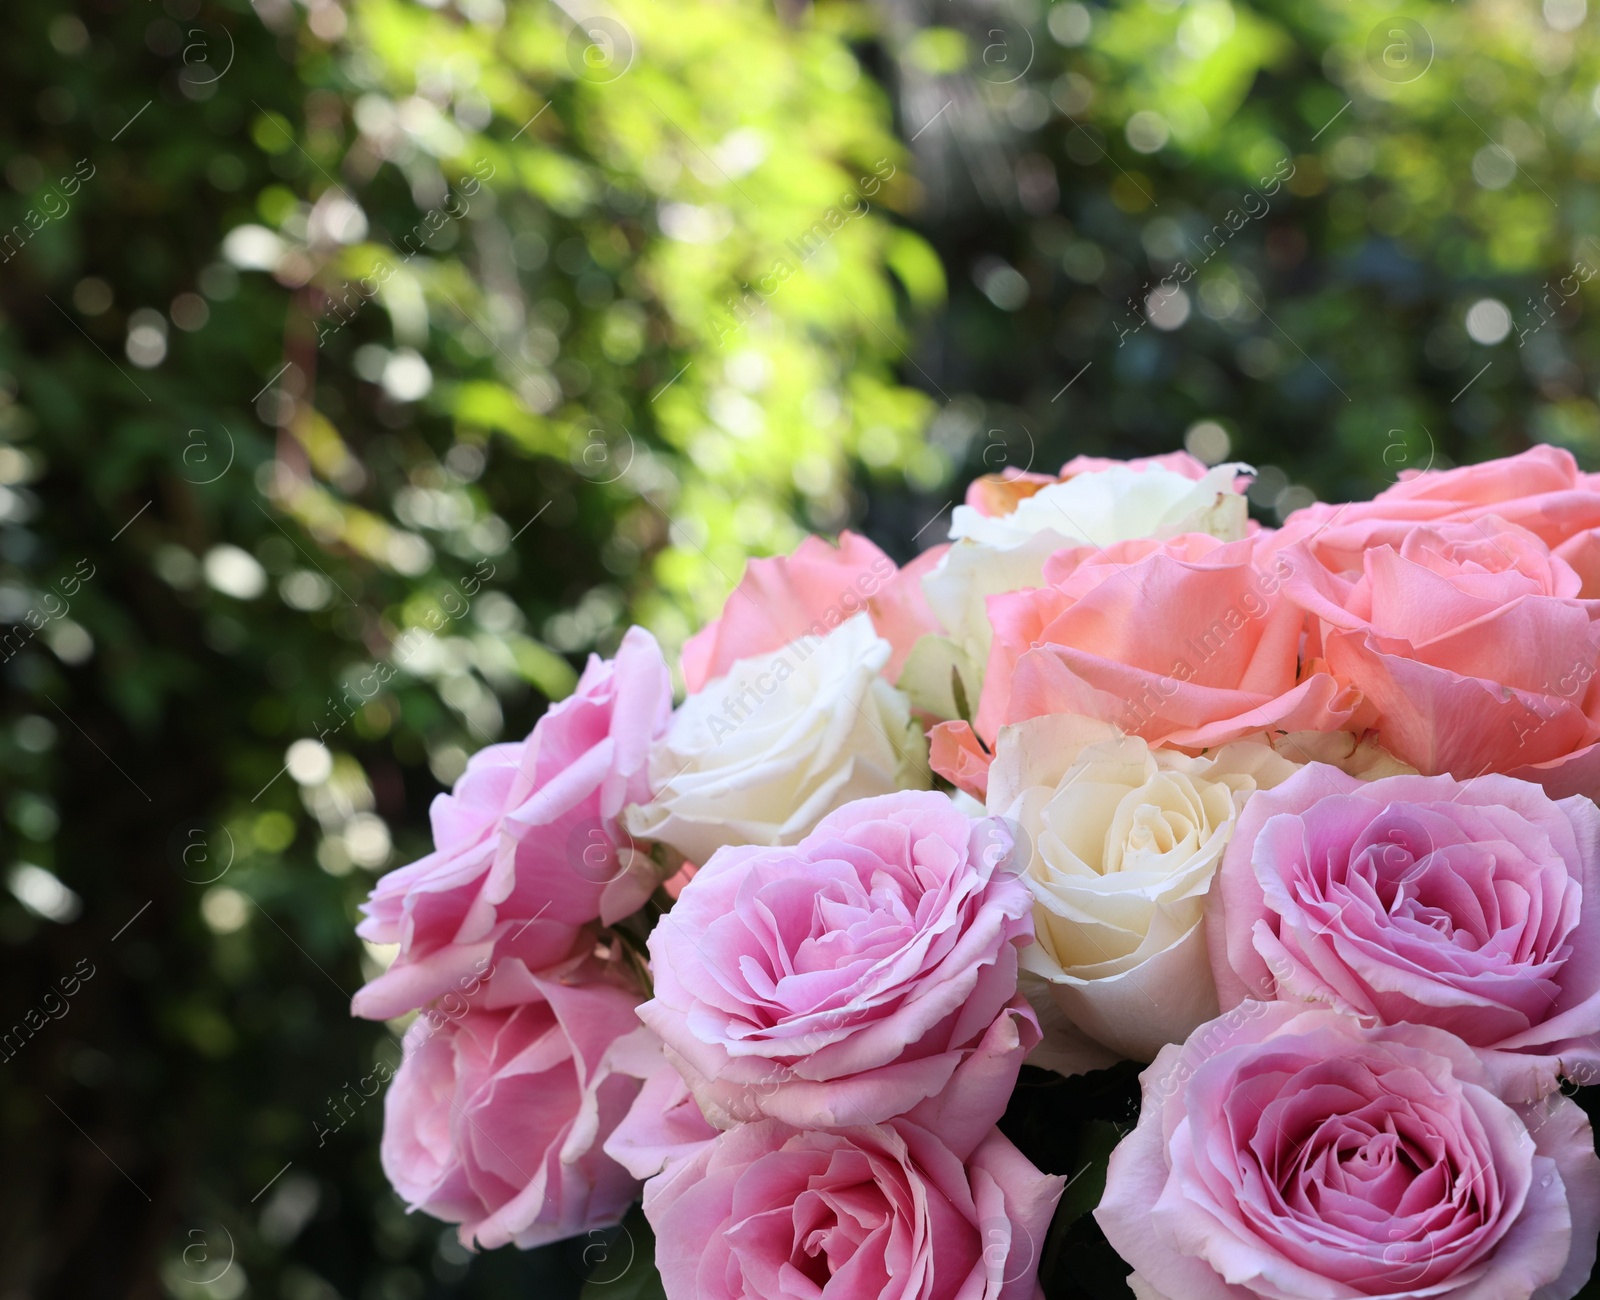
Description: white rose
948,461,1250,550
985,712,1296,1070
624,613,929,864
902,462,1250,718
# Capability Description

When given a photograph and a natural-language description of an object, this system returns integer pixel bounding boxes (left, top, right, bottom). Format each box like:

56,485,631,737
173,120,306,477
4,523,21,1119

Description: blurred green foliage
0,0,933,1295
3,0,1599,1296
863,0,1600,539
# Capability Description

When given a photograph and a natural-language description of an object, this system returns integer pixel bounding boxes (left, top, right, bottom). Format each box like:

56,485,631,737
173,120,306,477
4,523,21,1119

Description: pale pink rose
1097,1004,1600,1300
969,535,1357,751
639,791,1038,1156
379,955,647,1250
352,627,673,1021
1210,763,1600,1099
680,531,945,692
645,1118,1063,1300
1280,516,1600,794
1274,444,1600,590
601,1028,720,1182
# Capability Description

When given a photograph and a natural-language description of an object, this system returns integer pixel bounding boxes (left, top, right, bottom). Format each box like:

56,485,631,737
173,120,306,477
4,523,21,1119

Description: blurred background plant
868,0,1600,535
2,0,1598,1296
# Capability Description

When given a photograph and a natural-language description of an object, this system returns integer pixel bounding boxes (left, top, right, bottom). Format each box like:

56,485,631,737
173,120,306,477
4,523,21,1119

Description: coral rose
904,458,1251,720
1275,444,1600,590
1280,515,1600,795
969,535,1356,751
680,530,944,692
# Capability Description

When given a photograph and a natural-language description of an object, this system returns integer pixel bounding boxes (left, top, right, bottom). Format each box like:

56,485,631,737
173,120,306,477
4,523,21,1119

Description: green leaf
950,662,971,727
885,229,947,311
1054,1119,1125,1228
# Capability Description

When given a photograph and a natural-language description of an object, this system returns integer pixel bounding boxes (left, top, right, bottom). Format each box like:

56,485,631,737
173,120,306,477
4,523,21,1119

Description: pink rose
970,535,1357,750
680,531,945,692
601,1029,720,1182
1210,763,1600,1098
352,627,672,1021
639,791,1038,1156
1275,445,1600,584
378,954,647,1249
1281,516,1600,794
645,1118,1063,1300
1097,1004,1600,1300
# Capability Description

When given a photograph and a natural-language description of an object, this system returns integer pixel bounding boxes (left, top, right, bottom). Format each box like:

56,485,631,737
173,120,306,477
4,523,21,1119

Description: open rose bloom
379,954,650,1249
645,1119,1062,1300
360,447,1600,1299
640,791,1039,1153
352,626,673,1021
987,712,1300,1066
1279,516,1600,794
1212,765,1600,1099
1097,1005,1600,1300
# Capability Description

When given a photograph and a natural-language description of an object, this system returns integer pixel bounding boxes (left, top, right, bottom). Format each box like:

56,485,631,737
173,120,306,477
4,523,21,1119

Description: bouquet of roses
353,444,1600,1299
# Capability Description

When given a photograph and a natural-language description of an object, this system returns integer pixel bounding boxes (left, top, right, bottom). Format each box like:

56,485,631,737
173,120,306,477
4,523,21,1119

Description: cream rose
624,614,929,864
905,461,1250,717
985,713,1296,1070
